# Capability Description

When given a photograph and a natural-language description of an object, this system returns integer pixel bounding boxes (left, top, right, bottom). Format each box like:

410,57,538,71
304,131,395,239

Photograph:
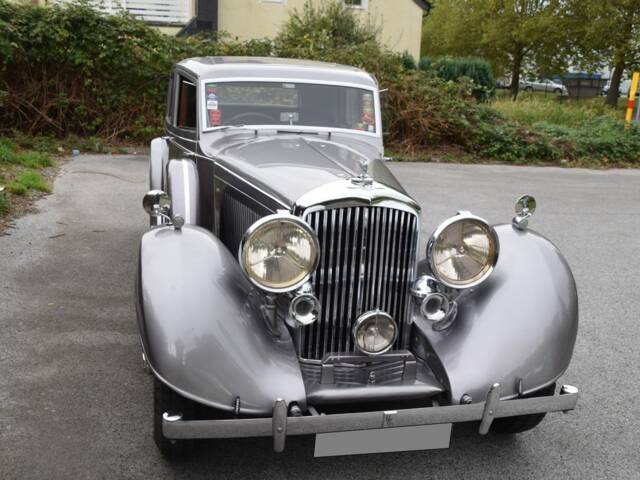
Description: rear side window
176,76,197,129
166,75,175,122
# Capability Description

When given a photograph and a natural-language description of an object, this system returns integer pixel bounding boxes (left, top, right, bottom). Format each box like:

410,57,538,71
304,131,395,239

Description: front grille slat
301,205,418,360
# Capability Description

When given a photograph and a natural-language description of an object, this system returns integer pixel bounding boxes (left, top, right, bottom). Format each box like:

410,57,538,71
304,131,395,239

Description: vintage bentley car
136,57,579,458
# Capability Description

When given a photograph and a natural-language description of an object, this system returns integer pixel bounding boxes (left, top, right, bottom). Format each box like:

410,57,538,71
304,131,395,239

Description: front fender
413,224,578,404
136,225,306,415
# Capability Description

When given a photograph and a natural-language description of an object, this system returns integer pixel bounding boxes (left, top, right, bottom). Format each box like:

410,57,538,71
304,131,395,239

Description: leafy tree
422,0,568,99
565,0,640,106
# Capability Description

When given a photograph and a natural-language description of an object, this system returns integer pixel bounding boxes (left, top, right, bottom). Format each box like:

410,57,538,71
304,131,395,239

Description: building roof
177,57,378,88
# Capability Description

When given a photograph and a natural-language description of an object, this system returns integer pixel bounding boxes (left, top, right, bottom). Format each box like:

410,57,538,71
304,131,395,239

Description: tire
153,377,195,458
554,88,562,94
490,383,556,434
524,86,533,92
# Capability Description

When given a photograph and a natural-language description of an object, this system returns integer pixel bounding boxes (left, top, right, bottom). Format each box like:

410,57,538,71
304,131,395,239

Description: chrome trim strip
344,207,360,353
216,177,276,216
355,207,369,318
318,210,329,359
165,137,290,212
214,160,290,210
337,209,348,353
181,160,191,222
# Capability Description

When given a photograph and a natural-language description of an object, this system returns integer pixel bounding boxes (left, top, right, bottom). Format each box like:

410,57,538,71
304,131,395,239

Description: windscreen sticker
361,92,374,128
206,85,218,109
282,83,296,89
209,109,221,126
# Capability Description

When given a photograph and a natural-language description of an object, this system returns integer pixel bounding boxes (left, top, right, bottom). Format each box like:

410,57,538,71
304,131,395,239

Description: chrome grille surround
298,198,419,360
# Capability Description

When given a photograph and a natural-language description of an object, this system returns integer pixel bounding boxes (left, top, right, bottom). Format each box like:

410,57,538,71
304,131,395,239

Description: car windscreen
203,81,376,133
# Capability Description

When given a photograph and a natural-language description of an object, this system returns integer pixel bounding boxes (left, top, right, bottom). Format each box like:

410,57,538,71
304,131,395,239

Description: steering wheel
227,112,277,125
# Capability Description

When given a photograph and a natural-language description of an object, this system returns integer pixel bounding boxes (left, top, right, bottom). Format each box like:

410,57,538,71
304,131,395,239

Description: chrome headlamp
239,213,319,293
427,213,499,289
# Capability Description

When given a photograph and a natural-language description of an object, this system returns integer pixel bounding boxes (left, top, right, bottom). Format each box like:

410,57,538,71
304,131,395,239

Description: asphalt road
1,155,639,479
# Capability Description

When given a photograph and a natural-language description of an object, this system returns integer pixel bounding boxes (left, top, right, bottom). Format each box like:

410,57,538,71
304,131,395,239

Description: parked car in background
495,78,510,89
137,57,580,461
520,78,568,94
602,79,637,97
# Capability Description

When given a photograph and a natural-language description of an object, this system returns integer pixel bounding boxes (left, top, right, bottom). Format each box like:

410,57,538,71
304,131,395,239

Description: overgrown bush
273,1,379,51
0,0,270,139
535,118,640,163
418,56,432,71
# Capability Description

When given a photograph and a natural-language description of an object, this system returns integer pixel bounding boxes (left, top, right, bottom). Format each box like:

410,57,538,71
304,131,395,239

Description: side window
176,76,197,129
166,75,175,122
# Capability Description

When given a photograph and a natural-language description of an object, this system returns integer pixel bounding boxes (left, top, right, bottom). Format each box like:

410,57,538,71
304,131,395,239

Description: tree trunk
510,50,524,101
606,59,625,107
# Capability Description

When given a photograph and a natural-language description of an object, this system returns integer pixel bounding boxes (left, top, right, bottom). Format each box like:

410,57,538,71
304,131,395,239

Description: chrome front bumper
163,383,579,452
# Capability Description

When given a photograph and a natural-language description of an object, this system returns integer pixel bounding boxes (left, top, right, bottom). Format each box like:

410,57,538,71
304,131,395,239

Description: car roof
177,56,378,88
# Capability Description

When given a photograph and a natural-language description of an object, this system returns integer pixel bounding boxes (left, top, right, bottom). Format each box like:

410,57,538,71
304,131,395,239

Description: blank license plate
314,423,452,457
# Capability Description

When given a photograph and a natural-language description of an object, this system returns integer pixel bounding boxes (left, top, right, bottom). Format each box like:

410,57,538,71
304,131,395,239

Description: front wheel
153,377,195,458
490,383,556,434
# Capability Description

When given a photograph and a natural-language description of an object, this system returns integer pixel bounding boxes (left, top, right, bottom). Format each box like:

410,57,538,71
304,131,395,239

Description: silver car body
520,78,568,94
137,57,578,449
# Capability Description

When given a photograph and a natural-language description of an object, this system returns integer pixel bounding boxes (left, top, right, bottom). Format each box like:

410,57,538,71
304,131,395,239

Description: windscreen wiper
275,129,320,135
211,124,246,131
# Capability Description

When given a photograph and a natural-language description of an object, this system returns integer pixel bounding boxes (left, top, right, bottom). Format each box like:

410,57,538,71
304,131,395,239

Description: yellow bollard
625,72,639,130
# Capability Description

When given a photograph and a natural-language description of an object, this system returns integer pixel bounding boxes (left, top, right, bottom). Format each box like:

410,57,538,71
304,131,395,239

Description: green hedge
421,56,495,102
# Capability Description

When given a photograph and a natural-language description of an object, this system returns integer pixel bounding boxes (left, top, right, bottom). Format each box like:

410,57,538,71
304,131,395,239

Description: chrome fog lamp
352,311,397,356
289,285,320,326
240,214,319,293
421,292,451,321
411,275,459,331
427,213,499,289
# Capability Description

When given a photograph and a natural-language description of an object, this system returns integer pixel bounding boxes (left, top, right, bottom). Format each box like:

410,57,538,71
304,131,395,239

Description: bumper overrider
163,383,579,452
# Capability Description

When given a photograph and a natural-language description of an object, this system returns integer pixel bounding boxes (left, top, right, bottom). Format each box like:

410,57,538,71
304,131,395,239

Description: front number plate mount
314,423,452,457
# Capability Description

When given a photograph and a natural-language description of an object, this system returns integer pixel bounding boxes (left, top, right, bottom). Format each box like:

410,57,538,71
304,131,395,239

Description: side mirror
515,195,536,216
143,190,185,229
142,190,170,216
513,195,536,230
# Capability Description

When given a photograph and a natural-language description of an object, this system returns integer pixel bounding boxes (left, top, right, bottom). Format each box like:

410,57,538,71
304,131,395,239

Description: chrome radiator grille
300,206,419,359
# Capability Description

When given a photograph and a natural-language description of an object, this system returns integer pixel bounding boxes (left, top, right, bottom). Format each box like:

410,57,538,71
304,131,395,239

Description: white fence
54,0,192,25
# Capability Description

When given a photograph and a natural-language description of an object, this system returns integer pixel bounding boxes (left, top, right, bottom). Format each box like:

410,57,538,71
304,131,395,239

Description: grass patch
0,137,56,168
1,135,57,222
0,190,9,215
492,96,620,128
7,171,51,196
